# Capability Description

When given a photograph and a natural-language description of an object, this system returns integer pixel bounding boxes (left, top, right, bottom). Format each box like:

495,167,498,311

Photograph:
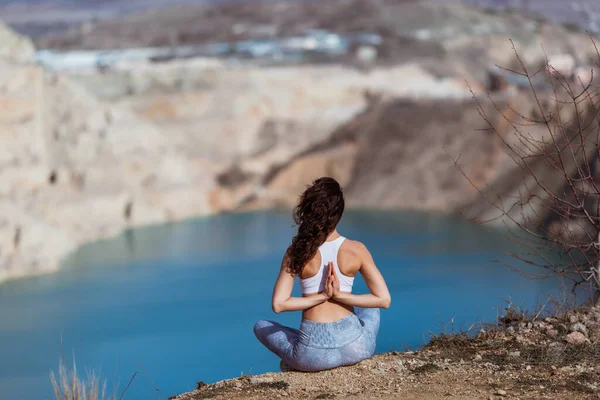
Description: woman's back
254,177,390,373
300,236,363,322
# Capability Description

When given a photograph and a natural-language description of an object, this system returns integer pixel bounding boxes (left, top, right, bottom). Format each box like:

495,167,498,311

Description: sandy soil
174,306,600,400
173,350,599,400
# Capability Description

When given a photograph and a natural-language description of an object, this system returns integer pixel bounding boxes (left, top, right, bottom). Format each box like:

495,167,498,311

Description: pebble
569,315,579,324
565,331,590,345
570,322,588,336
474,354,483,361
588,384,598,391
533,321,546,330
496,389,507,396
545,328,558,338
508,351,521,358
250,377,274,384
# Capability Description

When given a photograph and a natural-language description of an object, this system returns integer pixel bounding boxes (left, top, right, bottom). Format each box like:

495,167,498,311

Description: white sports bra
300,236,355,295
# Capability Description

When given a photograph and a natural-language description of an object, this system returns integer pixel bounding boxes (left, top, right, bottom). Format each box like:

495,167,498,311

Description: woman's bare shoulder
343,239,369,253
341,239,370,257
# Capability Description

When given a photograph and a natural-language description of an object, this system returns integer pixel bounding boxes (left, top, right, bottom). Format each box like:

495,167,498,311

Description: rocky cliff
0,20,35,63
0,1,598,282
0,25,217,282
174,306,600,400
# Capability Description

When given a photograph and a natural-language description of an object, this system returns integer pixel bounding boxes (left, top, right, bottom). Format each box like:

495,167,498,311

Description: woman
253,177,391,372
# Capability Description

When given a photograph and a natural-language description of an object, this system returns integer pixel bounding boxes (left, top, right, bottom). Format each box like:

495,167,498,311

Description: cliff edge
174,307,600,400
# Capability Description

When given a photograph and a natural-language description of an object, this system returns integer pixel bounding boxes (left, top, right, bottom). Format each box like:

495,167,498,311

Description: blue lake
0,210,563,399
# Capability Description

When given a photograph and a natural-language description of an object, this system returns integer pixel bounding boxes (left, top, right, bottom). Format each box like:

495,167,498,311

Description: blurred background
0,0,599,399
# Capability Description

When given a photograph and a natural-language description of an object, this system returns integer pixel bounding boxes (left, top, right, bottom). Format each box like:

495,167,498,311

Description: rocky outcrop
228,86,590,217
70,61,474,164
0,20,35,63
0,27,217,283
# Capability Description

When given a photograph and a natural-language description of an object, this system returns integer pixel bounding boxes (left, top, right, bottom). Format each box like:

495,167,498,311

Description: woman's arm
271,255,330,313
332,242,391,309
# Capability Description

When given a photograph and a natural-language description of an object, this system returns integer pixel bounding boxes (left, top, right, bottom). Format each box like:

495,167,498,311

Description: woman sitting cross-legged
253,177,391,372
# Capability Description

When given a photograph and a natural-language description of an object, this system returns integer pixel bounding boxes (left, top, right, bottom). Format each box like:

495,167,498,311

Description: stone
546,328,559,338
474,354,483,361
496,389,507,396
250,377,274,385
570,323,588,336
565,332,590,345
569,315,579,324
587,384,598,391
508,351,521,358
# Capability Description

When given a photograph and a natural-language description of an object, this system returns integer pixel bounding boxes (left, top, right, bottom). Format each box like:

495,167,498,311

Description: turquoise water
0,210,561,400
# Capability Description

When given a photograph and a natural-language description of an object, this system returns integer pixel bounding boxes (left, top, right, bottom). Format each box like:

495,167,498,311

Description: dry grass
425,302,600,369
50,358,113,400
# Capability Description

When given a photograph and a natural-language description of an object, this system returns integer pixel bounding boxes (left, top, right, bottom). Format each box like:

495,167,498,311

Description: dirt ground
173,350,599,400
174,307,600,400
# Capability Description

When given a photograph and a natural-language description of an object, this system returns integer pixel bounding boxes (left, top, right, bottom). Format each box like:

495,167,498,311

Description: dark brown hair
285,177,345,275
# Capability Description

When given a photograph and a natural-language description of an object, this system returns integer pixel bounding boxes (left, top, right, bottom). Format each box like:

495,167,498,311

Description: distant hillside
469,0,600,34
2,0,598,44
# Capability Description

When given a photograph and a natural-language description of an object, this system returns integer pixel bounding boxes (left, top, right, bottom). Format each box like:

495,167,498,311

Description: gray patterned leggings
253,308,380,372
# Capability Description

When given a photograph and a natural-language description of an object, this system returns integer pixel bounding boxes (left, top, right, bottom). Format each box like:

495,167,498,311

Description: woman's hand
323,262,334,299
325,262,340,299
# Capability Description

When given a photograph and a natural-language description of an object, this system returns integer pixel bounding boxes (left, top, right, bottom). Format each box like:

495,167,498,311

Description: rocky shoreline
173,306,600,400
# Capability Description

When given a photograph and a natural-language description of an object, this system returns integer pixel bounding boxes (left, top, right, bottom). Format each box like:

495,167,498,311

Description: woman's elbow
380,295,391,309
272,301,284,314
